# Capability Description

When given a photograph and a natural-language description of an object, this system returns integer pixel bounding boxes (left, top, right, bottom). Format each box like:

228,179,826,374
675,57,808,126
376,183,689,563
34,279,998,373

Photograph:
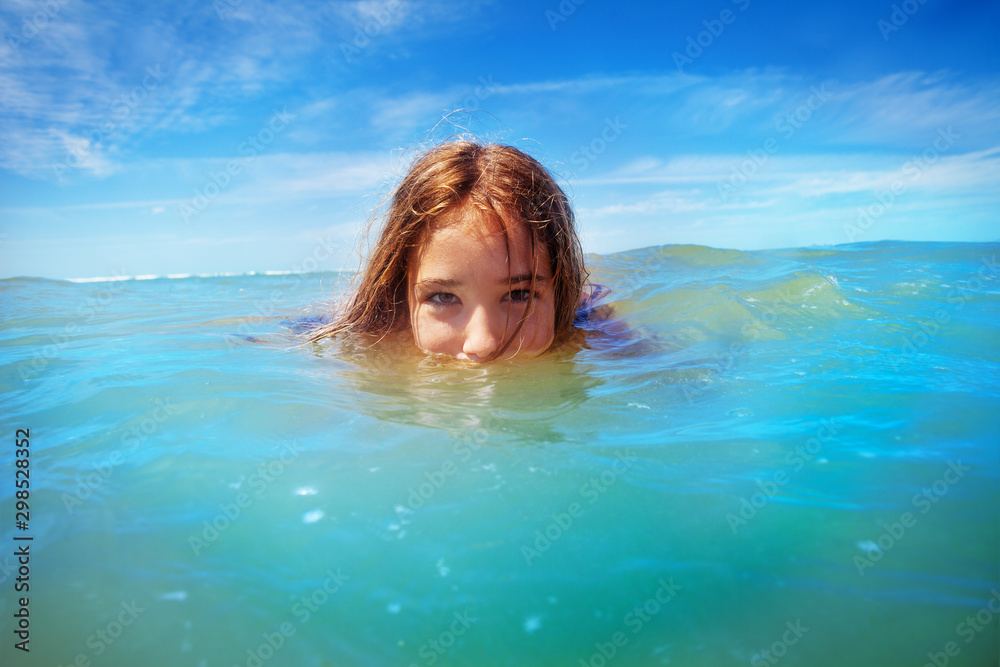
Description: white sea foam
66,269,341,283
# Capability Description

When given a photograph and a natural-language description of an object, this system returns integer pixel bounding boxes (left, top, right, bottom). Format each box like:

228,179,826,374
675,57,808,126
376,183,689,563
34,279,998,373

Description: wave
0,269,347,285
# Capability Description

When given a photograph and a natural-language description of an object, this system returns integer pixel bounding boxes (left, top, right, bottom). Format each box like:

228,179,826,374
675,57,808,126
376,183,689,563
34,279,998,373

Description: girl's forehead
431,203,515,237
420,206,538,255
409,206,551,276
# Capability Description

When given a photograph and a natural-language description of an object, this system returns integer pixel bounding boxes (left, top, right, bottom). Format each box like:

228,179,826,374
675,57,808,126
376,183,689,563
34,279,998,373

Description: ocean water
1,240,998,667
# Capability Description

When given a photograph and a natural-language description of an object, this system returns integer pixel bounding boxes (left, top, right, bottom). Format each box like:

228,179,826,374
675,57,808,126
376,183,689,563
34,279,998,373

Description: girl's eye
427,292,460,306
508,290,533,304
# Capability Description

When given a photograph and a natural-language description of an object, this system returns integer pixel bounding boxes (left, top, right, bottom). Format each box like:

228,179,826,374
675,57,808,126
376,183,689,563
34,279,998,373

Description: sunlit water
1,241,998,667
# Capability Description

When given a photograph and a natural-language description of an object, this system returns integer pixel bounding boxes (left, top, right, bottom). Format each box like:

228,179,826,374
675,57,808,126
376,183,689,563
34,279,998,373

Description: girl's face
407,206,556,362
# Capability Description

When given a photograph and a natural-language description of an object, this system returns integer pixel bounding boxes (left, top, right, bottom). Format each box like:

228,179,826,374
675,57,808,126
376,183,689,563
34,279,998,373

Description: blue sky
0,0,998,280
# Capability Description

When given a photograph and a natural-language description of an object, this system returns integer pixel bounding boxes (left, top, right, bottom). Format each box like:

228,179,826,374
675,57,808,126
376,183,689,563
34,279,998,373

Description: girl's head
314,140,588,362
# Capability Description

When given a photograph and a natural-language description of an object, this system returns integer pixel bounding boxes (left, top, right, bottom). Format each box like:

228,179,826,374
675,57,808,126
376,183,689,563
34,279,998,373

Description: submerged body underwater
1,240,998,666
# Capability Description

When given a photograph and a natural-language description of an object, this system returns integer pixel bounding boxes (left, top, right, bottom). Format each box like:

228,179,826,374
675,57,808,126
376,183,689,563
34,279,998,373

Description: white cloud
576,148,1000,201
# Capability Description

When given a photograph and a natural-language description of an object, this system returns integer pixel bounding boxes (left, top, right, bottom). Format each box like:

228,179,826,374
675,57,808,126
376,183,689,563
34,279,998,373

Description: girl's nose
461,307,503,362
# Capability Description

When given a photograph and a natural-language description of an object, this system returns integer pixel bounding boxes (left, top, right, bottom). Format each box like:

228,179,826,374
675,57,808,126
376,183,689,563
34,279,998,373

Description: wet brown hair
305,139,588,359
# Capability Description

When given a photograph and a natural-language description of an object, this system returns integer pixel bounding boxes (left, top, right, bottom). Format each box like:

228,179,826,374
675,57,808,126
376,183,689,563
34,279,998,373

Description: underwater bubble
857,540,881,553
302,509,325,523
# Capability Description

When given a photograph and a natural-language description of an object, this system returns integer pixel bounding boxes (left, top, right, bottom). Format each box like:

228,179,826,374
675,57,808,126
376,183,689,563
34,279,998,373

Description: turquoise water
1,241,998,667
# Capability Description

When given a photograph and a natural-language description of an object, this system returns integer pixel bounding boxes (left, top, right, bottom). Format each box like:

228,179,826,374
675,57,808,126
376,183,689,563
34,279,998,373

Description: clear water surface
1,241,998,666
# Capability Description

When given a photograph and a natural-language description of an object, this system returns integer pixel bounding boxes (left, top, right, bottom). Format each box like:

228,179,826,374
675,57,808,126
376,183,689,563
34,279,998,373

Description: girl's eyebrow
501,274,549,285
415,274,549,289
415,277,462,288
